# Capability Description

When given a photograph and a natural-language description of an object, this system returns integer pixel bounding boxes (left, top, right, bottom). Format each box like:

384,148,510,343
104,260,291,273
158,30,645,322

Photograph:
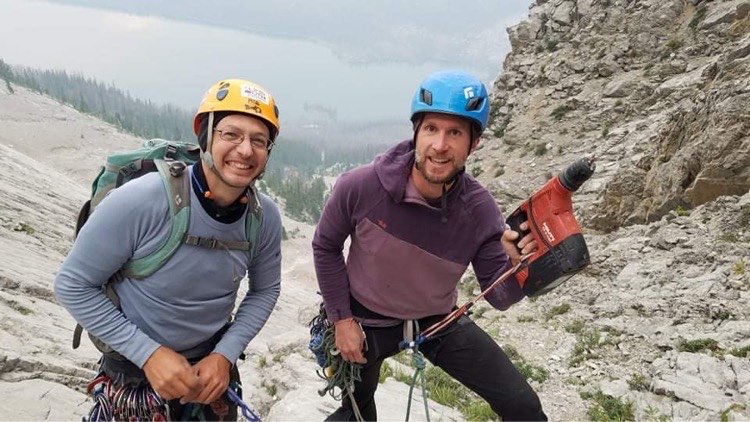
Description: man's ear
470,138,481,154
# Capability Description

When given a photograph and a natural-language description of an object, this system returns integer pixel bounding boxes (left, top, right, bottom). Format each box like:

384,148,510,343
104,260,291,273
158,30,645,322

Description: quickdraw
85,373,261,421
85,373,168,421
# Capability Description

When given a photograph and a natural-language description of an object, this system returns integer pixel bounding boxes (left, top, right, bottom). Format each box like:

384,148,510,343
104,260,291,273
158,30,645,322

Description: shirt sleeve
213,194,282,363
471,199,525,311
311,172,359,322
53,177,164,367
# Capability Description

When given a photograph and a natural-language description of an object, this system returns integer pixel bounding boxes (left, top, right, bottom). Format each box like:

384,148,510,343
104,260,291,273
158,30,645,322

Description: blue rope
400,322,431,422
226,381,262,422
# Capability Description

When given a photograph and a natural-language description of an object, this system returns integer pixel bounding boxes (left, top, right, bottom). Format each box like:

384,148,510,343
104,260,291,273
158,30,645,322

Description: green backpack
71,138,264,356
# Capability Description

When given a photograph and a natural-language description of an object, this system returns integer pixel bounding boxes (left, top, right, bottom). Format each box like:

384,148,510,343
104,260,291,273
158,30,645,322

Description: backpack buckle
164,144,178,161
168,161,186,177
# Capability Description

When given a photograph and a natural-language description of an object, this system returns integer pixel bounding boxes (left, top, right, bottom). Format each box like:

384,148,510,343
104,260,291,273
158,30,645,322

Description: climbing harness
309,303,365,422
398,258,528,421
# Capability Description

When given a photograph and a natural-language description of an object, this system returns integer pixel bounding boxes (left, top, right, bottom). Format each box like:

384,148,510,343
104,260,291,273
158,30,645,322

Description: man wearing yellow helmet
54,79,283,419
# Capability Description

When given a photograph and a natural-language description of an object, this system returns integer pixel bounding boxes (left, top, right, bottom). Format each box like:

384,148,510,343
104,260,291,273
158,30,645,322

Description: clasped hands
142,346,231,404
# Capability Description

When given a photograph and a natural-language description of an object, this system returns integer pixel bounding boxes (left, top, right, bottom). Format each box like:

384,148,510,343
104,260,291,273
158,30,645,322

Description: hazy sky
0,0,532,125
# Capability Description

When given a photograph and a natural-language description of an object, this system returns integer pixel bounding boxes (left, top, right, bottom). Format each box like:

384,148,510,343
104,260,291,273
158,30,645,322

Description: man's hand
181,353,232,405
143,346,203,401
501,221,538,266
334,318,367,364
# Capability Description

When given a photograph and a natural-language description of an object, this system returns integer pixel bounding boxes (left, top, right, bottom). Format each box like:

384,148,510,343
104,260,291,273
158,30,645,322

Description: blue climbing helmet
410,70,490,134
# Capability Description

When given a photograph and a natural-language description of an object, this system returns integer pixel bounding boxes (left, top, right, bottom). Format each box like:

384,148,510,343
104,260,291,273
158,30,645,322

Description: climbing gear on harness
85,372,169,421
71,138,264,357
85,368,258,421
410,70,490,133
309,303,365,422
505,156,596,296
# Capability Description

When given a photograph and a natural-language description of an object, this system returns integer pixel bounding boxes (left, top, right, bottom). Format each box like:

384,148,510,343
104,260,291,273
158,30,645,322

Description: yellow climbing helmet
193,79,280,140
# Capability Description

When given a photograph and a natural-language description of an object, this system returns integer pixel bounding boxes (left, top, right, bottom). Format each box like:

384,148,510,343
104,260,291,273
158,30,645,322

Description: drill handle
505,209,531,251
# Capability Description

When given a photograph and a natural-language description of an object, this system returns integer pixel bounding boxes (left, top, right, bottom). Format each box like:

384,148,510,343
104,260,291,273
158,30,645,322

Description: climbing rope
404,259,528,351
309,304,364,421
401,321,431,422
226,381,262,422
398,259,529,421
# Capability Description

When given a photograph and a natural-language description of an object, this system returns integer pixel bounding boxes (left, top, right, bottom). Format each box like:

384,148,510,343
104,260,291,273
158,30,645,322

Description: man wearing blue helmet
313,70,547,420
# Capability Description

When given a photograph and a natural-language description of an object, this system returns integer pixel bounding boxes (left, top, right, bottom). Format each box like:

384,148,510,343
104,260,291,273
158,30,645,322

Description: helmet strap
201,111,216,169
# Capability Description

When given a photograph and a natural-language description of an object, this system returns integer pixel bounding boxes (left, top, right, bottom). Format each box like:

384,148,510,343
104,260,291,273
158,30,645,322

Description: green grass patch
534,143,548,156
517,315,536,323
689,6,707,30
720,233,740,242
13,222,35,235
733,258,746,275
515,361,550,384
565,319,585,334
378,358,412,384
545,303,571,320
665,36,683,51
675,205,690,216
462,401,497,421
581,390,635,422
570,328,601,367
627,373,649,392
721,404,747,422
643,405,670,422
676,338,720,354
423,366,500,421
502,345,549,383
729,345,750,358
550,105,573,121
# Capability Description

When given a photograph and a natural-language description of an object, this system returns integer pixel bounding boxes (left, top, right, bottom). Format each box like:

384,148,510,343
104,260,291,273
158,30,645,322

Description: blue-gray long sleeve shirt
54,168,281,368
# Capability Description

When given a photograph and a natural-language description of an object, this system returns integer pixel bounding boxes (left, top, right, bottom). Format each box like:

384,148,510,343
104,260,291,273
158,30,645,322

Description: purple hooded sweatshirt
312,139,524,323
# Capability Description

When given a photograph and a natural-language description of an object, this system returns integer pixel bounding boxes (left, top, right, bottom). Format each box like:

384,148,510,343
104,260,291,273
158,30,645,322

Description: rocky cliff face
478,0,749,231
465,0,749,420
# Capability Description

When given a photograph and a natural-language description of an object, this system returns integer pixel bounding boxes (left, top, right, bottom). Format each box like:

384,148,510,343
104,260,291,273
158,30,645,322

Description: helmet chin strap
201,111,216,169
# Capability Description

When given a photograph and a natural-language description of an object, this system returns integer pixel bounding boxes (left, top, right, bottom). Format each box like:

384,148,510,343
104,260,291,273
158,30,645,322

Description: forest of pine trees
1,58,391,223
0,58,193,141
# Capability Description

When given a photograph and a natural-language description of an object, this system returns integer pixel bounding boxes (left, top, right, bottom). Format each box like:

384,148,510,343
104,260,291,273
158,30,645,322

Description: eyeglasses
214,128,272,150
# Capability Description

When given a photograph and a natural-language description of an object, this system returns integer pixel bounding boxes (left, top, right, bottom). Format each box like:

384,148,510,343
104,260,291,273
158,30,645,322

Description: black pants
327,315,547,421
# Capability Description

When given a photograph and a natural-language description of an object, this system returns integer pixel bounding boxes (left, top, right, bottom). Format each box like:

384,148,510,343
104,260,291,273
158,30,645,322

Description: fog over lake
0,0,530,131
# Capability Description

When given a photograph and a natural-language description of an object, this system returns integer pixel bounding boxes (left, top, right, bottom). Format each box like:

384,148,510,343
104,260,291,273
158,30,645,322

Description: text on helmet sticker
241,84,270,105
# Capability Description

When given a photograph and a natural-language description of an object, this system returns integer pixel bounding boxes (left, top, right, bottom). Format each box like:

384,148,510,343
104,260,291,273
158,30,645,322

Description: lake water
0,0,529,127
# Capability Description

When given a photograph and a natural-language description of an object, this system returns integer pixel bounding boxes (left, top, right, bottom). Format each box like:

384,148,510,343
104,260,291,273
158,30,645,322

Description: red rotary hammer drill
505,157,596,297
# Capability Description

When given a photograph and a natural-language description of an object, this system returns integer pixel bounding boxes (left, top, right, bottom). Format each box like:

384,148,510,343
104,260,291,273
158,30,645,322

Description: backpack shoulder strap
120,159,191,279
245,185,264,262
